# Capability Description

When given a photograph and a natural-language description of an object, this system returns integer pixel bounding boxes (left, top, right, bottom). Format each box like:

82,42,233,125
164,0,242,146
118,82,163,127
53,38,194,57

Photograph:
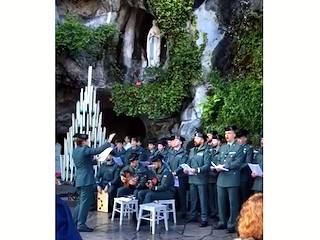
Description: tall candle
88,66,92,87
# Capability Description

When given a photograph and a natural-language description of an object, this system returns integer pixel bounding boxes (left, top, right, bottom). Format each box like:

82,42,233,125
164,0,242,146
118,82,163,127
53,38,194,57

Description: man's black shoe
199,221,208,227
214,223,227,230
227,227,236,233
186,218,197,223
77,227,94,232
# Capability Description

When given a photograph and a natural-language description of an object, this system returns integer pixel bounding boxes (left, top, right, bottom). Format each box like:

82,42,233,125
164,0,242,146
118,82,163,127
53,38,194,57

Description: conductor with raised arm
72,132,116,232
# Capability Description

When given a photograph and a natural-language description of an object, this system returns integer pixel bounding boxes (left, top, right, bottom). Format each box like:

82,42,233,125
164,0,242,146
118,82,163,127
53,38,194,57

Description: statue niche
146,20,161,67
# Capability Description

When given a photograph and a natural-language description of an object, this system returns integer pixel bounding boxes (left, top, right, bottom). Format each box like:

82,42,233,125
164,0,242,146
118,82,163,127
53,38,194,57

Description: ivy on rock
112,0,203,119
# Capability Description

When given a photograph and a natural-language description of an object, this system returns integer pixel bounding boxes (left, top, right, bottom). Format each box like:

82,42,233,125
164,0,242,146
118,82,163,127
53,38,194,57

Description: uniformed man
156,139,169,162
166,135,175,151
214,126,244,233
167,135,188,218
251,137,263,193
72,132,116,232
96,152,120,215
236,129,254,206
113,139,126,163
138,154,174,204
117,153,147,197
146,138,158,162
123,136,131,150
207,133,221,220
185,132,211,227
124,137,147,165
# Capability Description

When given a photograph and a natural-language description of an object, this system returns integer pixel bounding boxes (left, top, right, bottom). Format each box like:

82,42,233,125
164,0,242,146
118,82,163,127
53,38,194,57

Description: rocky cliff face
56,0,262,140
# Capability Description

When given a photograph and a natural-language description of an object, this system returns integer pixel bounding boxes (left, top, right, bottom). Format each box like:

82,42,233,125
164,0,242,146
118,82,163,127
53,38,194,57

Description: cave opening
98,90,147,143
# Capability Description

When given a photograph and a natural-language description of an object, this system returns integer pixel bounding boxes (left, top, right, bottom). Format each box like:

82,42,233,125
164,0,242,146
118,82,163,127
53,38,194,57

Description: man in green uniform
236,129,254,206
214,126,244,233
113,139,126,163
156,139,169,162
138,154,175,204
117,153,148,197
96,153,120,215
167,135,188,218
146,138,158,162
185,132,211,227
72,132,115,232
124,137,147,165
251,137,263,193
206,133,221,221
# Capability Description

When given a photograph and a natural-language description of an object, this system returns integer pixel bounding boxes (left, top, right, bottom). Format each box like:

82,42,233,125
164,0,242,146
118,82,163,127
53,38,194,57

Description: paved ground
58,184,237,240
76,209,237,240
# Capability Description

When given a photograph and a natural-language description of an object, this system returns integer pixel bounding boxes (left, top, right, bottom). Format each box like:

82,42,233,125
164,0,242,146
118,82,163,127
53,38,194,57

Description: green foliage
201,12,263,145
56,16,119,57
112,1,202,119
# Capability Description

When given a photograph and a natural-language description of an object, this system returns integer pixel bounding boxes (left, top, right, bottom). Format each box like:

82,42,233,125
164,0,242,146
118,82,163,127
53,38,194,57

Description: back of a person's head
237,193,263,240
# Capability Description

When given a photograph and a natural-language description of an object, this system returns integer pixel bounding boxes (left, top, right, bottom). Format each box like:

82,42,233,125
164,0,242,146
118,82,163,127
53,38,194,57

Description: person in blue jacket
56,195,82,240
72,132,115,232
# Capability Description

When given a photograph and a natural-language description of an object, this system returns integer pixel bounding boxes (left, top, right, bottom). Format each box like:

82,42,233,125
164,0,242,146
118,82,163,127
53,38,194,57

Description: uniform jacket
120,163,147,177
187,144,211,185
251,148,263,192
156,149,169,162
151,164,174,192
240,143,254,182
113,147,126,161
167,147,188,175
216,142,245,188
207,144,220,183
96,161,120,187
72,142,111,188
124,146,147,165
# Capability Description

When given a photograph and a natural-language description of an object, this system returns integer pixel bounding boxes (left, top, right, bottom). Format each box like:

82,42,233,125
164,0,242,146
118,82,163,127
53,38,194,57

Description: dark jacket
251,148,263,192
207,145,220,184
151,164,174,192
240,143,254,182
124,146,147,165
156,149,169,162
187,144,211,185
96,161,120,188
167,147,188,176
216,142,244,188
72,142,111,187
136,169,156,190
113,147,126,161
120,163,147,177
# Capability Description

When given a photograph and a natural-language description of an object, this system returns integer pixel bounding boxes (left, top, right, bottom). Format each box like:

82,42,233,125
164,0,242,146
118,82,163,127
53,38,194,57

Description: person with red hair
236,193,263,240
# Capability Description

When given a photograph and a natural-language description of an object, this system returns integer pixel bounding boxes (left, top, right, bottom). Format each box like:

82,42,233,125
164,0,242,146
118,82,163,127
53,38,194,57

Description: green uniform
156,148,169,162
72,142,111,229
167,147,188,215
124,146,147,165
216,142,244,229
96,161,120,211
251,148,263,193
207,144,219,218
138,164,174,204
187,144,211,222
113,147,126,162
117,163,147,197
239,143,254,205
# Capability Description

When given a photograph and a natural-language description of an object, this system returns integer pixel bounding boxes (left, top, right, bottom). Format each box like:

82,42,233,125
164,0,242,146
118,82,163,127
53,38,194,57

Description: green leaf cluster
56,16,119,57
201,12,263,145
112,0,202,119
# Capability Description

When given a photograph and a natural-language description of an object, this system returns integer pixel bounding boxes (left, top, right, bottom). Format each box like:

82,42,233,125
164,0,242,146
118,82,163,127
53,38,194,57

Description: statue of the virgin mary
146,20,161,67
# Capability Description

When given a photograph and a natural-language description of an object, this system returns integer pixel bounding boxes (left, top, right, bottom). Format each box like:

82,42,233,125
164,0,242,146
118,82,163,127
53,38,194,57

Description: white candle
103,127,106,143
86,114,89,134
88,66,92,87
107,12,111,24
98,113,102,128
80,88,83,110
